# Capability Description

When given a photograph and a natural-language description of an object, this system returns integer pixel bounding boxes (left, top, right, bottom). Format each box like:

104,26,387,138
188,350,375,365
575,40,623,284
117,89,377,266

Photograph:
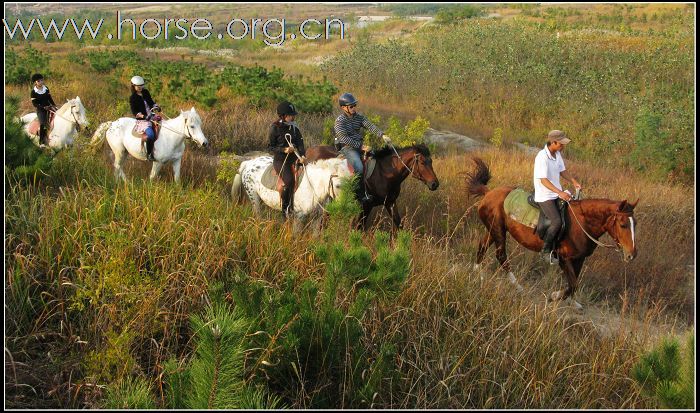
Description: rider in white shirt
533,130,582,263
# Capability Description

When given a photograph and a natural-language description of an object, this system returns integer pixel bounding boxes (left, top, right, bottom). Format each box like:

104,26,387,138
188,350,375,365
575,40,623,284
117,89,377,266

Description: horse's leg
550,258,581,310
493,227,523,293
113,148,127,182
149,161,163,181
384,202,403,230
172,158,182,184
356,203,373,231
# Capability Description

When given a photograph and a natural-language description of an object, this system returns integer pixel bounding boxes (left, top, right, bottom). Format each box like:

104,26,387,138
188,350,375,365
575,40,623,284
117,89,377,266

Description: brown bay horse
466,157,638,309
306,144,440,230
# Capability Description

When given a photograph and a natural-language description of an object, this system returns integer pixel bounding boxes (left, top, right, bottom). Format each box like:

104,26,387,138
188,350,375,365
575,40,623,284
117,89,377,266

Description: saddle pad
365,158,377,181
504,188,540,229
27,119,41,136
133,120,151,134
260,163,307,191
261,164,279,190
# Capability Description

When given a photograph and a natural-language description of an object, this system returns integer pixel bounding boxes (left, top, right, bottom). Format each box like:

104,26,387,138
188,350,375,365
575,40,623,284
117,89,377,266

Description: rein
156,112,195,141
565,196,619,250
48,103,83,131
282,134,337,214
388,143,419,176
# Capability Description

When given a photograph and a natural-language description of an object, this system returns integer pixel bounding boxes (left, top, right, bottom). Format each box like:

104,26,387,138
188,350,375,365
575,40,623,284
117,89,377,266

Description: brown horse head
374,144,440,191
603,199,639,262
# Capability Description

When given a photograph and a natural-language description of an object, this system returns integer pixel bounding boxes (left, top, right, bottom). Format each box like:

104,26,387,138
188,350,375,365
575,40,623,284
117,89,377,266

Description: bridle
389,144,423,179
49,102,84,132
158,112,197,142
565,191,633,253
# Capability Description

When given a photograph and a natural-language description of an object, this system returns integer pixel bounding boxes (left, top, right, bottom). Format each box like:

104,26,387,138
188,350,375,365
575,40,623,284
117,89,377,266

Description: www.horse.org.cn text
3,11,348,46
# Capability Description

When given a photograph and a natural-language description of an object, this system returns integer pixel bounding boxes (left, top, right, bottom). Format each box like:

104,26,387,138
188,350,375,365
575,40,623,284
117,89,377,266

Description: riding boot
39,125,48,146
280,186,292,219
146,139,155,161
358,177,374,204
541,234,559,264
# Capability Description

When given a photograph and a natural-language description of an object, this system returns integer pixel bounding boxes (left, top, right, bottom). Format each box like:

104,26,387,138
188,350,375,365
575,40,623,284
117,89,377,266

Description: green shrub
102,376,156,409
632,332,695,409
228,227,410,407
4,96,54,184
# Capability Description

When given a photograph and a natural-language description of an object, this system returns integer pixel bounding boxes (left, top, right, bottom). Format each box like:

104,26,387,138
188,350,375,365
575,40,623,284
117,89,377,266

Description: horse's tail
231,173,245,204
466,157,491,197
89,121,112,153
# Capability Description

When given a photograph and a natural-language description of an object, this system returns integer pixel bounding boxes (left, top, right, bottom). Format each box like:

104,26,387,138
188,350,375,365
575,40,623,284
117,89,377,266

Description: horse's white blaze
239,156,352,219
629,217,635,249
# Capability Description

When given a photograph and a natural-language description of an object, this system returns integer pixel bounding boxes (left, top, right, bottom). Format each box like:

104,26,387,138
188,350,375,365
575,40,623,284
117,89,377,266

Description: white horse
20,96,89,151
232,155,353,221
90,107,209,183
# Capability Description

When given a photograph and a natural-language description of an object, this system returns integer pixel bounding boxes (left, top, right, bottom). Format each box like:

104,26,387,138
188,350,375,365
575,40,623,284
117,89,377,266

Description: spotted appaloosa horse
305,144,440,230
232,155,353,221
466,157,638,310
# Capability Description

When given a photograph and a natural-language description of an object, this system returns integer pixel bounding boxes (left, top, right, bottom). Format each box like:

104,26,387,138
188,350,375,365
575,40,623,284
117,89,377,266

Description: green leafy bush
4,96,53,183
5,45,50,84
632,332,695,409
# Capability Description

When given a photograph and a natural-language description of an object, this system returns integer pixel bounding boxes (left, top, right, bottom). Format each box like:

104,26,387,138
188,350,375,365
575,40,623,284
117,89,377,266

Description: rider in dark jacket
30,73,57,146
129,75,161,160
268,101,306,218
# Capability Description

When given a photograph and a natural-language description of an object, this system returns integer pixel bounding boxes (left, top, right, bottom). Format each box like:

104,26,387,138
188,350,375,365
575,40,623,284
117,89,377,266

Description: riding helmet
338,92,358,107
130,76,145,86
276,101,298,117
31,73,44,83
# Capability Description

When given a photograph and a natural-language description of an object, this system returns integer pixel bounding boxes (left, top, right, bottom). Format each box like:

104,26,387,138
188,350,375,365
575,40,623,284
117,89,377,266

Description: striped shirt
334,113,384,149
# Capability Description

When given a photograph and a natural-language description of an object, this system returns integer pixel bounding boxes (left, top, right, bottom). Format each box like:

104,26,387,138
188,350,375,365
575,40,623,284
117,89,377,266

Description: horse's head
181,107,209,148
67,96,89,129
604,199,639,262
405,144,439,191
318,157,353,198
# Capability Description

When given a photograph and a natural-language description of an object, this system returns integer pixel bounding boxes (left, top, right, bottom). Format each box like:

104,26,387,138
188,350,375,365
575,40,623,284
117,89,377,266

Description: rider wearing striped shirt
333,92,392,204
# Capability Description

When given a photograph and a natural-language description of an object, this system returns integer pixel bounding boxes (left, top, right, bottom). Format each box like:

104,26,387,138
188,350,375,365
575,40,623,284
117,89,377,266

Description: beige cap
548,130,571,144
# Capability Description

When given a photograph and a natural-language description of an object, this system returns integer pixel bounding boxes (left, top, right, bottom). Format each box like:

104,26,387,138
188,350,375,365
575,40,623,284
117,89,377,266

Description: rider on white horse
30,73,57,147
268,101,306,219
129,75,161,161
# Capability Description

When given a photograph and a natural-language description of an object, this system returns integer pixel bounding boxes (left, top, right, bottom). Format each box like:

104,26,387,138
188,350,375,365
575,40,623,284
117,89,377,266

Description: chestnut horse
466,157,638,309
306,144,440,230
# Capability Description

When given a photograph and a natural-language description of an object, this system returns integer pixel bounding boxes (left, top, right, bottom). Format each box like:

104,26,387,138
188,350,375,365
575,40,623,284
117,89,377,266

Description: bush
4,96,53,184
5,46,50,84
227,226,411,407
632,332,695,409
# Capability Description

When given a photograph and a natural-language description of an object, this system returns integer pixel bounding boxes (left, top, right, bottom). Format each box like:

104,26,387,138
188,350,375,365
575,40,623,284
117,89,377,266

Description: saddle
132,120,161,141
260,161,306,192
503,188,569,242
333,145,377,182
26,111,56,136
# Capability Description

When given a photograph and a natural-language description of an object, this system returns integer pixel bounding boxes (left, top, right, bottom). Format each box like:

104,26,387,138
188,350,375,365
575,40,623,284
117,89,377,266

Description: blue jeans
340,146,363,176
145,126,155,142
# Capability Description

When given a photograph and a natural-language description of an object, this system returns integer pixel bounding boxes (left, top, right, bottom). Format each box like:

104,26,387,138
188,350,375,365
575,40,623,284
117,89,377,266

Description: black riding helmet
338,92,357,107
277,101,298,117
31,73,44,83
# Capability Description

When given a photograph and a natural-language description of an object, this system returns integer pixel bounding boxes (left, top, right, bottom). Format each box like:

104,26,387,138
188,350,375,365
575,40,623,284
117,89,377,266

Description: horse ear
190,106,195,113
630,198,639,209
617,200,628,212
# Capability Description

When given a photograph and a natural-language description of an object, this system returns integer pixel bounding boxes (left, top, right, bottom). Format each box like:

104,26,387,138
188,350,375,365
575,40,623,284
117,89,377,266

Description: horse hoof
570,300,584,312
550,290,564,301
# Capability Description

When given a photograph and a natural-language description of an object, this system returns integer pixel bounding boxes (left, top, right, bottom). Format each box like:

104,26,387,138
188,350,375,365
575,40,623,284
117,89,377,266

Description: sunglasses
346,104,357,109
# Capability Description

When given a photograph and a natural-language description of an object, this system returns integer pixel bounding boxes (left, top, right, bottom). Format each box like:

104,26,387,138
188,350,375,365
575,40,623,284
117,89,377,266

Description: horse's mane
374,143,431,159
56,100,72,115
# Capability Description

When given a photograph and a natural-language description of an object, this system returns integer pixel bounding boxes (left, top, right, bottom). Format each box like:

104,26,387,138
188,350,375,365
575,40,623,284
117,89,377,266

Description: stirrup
147,153,156,161
541,250,559,265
